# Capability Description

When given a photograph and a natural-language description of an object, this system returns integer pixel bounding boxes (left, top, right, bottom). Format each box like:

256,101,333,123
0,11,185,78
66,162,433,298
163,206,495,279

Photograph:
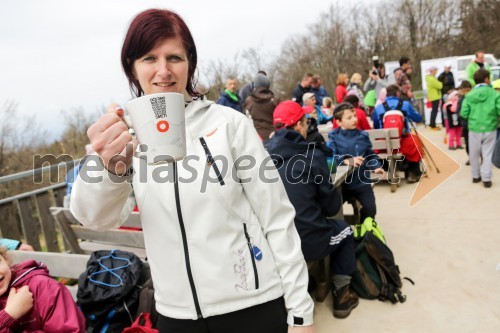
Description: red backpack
381,100,407,137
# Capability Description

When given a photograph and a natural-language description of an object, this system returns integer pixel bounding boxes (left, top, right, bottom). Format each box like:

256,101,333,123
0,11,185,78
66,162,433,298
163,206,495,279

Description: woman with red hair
71,9,314,333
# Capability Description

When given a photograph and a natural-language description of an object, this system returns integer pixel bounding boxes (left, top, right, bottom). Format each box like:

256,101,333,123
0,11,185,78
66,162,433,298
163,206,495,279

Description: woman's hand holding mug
87,103,135,175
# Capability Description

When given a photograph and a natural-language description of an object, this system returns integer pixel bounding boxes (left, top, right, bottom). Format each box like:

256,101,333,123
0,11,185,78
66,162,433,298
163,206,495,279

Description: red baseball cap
302,105,314,114
273,101,305,129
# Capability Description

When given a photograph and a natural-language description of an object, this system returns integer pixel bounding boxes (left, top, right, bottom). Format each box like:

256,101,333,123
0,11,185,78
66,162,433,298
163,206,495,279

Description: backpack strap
382,102,391,112
380,102,391,123
383,99,406,115
395,99,404,112
395,99,408,118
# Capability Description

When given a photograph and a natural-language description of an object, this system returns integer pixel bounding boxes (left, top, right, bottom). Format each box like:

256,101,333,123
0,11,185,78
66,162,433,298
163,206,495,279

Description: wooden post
51,208,84,254
51,187,72,251
16,198,42,251
35,192,61,252
0,203,22,240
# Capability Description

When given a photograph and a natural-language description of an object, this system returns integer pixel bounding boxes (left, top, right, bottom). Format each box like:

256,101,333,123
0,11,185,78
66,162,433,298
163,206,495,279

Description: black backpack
77,250,144,333
351,231,409,303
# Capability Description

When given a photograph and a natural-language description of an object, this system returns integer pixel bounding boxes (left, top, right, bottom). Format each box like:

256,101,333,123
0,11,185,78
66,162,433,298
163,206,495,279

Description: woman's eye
168,55,183,62
143,56,155,62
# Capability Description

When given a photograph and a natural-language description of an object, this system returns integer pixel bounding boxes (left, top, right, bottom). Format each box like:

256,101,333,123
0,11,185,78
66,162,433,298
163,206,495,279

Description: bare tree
0,101,17,174
59,107,99,157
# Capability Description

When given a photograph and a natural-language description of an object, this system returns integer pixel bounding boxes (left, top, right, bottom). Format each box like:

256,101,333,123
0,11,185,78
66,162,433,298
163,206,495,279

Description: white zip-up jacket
71,98,314,326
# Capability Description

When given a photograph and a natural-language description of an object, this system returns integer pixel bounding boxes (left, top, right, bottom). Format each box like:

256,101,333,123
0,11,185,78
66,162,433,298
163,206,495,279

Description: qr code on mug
150,97,167,119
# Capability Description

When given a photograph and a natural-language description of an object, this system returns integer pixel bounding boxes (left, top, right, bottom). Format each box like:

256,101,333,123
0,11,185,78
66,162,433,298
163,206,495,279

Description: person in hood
217,77,242,112
0,249,85,332
243,73,277,141
460,69,500,188
265,100,359,319
239,70,267,105
328,103,385,223
71,9,314,333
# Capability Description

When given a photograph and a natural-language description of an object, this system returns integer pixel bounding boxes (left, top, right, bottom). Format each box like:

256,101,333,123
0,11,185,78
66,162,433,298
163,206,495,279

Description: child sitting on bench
0,248,85,332
328,102,385,222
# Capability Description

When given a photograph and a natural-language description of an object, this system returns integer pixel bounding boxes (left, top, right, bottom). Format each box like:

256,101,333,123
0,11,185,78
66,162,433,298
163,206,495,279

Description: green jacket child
461,84,500,133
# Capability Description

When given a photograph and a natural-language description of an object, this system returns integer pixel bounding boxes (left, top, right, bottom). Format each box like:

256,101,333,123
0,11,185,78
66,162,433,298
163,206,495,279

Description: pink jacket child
0,254,86,333
443,90,463,149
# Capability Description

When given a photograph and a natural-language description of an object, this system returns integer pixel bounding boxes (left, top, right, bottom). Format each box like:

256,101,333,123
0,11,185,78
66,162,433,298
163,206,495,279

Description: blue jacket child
328,128,382,190
328,101,383,223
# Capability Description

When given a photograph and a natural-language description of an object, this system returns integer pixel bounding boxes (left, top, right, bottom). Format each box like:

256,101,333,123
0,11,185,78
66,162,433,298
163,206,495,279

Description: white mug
124,92,186,164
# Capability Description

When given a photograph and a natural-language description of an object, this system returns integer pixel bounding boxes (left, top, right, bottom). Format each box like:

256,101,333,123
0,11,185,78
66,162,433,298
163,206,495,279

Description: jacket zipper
199,137,225,185
243,223,259,289
173,162,203,318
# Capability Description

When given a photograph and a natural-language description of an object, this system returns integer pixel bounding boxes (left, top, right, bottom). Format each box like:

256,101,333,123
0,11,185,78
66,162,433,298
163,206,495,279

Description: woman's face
133,36,189,96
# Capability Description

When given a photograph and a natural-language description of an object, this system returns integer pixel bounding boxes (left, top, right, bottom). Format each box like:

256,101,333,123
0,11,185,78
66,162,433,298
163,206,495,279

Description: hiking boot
483,181,492,188
472,177,481,183
429,126,441,131
407,173,418,184
456,146,464,149
448,146,456,150
332,285,359,319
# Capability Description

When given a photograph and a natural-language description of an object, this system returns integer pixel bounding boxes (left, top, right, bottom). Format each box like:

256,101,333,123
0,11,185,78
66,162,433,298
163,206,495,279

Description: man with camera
364,56,390,100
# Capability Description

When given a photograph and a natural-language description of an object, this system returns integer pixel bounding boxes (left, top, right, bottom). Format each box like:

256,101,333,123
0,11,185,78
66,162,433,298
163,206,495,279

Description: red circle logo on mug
157,120,170,133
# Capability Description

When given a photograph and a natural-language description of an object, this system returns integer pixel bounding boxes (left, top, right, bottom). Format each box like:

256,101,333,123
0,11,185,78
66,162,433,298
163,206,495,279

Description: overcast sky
0,0,339,142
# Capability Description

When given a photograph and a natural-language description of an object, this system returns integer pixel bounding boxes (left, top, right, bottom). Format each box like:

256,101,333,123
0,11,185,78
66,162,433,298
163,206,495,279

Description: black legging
461,118,470,155
429,100,441,128
157,297,288,333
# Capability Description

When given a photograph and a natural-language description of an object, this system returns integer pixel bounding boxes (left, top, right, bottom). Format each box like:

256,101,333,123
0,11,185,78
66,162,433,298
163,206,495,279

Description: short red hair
121,9,201,98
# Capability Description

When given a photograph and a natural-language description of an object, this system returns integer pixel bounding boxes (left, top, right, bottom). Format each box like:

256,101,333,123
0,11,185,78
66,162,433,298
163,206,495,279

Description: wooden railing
0,159,81,252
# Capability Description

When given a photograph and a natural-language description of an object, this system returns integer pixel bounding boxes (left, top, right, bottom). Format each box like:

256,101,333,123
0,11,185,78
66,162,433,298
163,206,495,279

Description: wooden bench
365,128,404,193
9,250,90,301
50,207,147,259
